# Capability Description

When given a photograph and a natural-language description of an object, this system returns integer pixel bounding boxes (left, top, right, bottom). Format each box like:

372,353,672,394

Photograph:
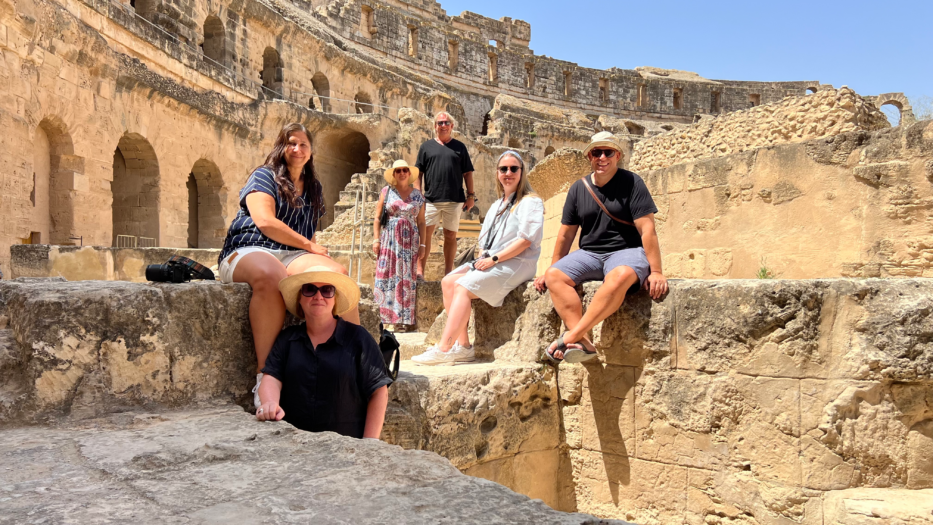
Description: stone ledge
0,404,628,524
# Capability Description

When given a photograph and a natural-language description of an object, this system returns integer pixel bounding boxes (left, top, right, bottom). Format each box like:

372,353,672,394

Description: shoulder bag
581,175,636,227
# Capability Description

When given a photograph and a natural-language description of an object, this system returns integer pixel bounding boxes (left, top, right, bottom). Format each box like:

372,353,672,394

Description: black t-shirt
415,138,474,203
561,169,658,254
261,319,393,438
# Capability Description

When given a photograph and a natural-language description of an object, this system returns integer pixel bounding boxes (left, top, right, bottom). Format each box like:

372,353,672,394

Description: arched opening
261,47,283,99
481,111,492,136
311,72,330,112
354,92,374,114
806,86,818,94
112,133,160,246
36,117,78,245
189,159,225,248
315,131,371,229
508,138,522,149
544,146,556,157
202,15,225,65
880,102,902,127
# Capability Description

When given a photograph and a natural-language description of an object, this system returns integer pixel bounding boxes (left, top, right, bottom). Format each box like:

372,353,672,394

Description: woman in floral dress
372,160,426,330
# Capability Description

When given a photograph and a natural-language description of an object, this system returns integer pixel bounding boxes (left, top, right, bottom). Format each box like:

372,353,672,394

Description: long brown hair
495,150,537,210
259,123,320,210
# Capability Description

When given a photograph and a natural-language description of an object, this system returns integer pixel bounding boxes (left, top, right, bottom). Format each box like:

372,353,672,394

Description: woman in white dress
412,151,544,365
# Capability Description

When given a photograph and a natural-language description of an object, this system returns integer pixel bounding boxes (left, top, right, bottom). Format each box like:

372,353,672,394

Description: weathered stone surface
0,405,628,524
0,279,380,424
822,487,933,524
385,362,564,508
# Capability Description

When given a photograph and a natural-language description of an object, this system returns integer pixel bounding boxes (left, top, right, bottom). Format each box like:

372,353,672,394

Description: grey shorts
550,247,650,295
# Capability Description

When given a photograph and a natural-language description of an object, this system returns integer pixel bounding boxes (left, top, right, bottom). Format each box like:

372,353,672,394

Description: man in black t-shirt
414,112,476,276
534,132,669,364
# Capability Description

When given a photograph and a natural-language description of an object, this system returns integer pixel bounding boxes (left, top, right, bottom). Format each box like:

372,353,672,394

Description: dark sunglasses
589,148,617,159
435,121,452,126
300,283,336,299
497,165,521,174
394,168,410,174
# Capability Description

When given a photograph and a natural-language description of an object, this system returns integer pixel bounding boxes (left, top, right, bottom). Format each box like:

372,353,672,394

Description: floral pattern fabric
374,185,424,325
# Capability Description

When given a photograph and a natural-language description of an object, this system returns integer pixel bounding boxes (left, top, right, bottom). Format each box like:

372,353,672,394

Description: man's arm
634,214,668,300
463,171,475,210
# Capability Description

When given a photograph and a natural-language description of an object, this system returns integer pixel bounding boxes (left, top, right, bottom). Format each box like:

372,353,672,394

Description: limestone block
415,279,443,328
635,371,800,483
584,282,673,368
494,284,562,363
561,363,636,458
822,487,933,524
0,406,624,524
688,470,824,525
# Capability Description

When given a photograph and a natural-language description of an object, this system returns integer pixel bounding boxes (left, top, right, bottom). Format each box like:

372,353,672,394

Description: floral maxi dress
374,186,424,325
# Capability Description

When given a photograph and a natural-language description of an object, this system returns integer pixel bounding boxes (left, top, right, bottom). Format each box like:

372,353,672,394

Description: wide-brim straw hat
383,159,419,185
278,266,360,318
583,131,625,157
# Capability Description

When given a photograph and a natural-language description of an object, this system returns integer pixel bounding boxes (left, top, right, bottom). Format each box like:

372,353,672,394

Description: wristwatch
491,255,499,263
467,192,477,201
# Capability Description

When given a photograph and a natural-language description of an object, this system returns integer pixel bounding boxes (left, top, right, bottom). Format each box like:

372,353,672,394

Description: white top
478,193,544,267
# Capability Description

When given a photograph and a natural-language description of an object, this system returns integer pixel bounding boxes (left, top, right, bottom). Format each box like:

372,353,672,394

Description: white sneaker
412,344,474,366
252,372,263,408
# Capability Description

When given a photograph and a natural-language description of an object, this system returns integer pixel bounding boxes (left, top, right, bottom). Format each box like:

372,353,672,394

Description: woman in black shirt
255,267,392,439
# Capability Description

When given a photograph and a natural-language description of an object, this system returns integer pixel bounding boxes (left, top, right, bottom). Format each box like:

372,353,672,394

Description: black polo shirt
261,318,392,438
415,138,474,203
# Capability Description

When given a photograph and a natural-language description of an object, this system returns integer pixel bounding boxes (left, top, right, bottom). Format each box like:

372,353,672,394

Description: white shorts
425,201,462,232
218,247,309,283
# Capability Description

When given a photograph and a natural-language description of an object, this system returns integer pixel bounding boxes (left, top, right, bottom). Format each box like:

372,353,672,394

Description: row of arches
28,121,373,248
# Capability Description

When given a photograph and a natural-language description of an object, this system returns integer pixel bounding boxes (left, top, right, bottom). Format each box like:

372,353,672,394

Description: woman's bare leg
287,254,360,325
232,252,288,371
440,268,470,346
437,284,478,352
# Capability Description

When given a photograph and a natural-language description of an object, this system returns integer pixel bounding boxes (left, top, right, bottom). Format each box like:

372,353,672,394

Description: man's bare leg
544,266,638,359
443,228,458,275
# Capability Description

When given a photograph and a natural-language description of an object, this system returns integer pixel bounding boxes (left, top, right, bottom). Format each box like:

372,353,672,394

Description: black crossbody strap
581,175,635,227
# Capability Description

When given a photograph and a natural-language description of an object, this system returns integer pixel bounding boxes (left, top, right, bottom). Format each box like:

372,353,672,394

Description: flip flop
563,338,599,364
544,333,567,364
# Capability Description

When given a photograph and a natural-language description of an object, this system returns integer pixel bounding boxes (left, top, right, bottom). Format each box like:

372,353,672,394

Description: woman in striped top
217,123,358,406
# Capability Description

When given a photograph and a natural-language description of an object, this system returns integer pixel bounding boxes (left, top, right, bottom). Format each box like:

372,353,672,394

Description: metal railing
103,1,402,121
114,235,157,248
346,180,371,284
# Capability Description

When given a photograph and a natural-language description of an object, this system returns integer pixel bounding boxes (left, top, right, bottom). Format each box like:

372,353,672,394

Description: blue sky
440,0,930,104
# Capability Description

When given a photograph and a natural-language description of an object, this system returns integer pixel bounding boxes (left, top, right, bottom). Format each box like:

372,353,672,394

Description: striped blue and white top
218,167,325,264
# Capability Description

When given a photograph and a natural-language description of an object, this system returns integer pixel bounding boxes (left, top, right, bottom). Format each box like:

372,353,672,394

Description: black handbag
453,193,516,268
378,323,401,381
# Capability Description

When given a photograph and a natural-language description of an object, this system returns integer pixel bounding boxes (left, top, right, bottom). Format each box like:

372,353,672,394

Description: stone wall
630,88,891,172
4,277,930,524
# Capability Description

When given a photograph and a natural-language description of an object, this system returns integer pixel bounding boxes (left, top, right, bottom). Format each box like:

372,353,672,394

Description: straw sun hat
583,131,625,157
383,159,419,185
278,266,361,318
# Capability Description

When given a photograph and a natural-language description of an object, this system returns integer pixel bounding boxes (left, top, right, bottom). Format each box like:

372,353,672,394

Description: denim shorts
550,247,650,295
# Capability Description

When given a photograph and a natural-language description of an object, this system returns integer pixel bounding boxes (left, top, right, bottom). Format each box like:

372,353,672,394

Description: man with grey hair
414,112,475,277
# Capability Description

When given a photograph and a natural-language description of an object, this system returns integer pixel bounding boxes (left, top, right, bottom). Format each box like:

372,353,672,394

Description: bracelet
650,270,662,274
420,244,426,247
372,240,381,245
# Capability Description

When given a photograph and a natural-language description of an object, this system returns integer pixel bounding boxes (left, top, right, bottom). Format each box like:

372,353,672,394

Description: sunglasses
589,148,617,159
435,121,452,126
394,168,410,174
300,283,336,299
497,165,521,174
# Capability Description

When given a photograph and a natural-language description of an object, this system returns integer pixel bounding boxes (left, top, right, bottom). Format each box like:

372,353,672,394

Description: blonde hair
434,111,457,127
495,150,537,210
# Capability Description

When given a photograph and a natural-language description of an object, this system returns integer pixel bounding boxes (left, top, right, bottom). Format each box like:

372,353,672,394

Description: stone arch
354,91,374,114
202,15,225,65
316,131,371,229
112,133,160,246
311,72,330,112
543,146,556,157
261,47,283,99
188,159,225,248
36,117,79,245
806,86,818,94
876,93,916,127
